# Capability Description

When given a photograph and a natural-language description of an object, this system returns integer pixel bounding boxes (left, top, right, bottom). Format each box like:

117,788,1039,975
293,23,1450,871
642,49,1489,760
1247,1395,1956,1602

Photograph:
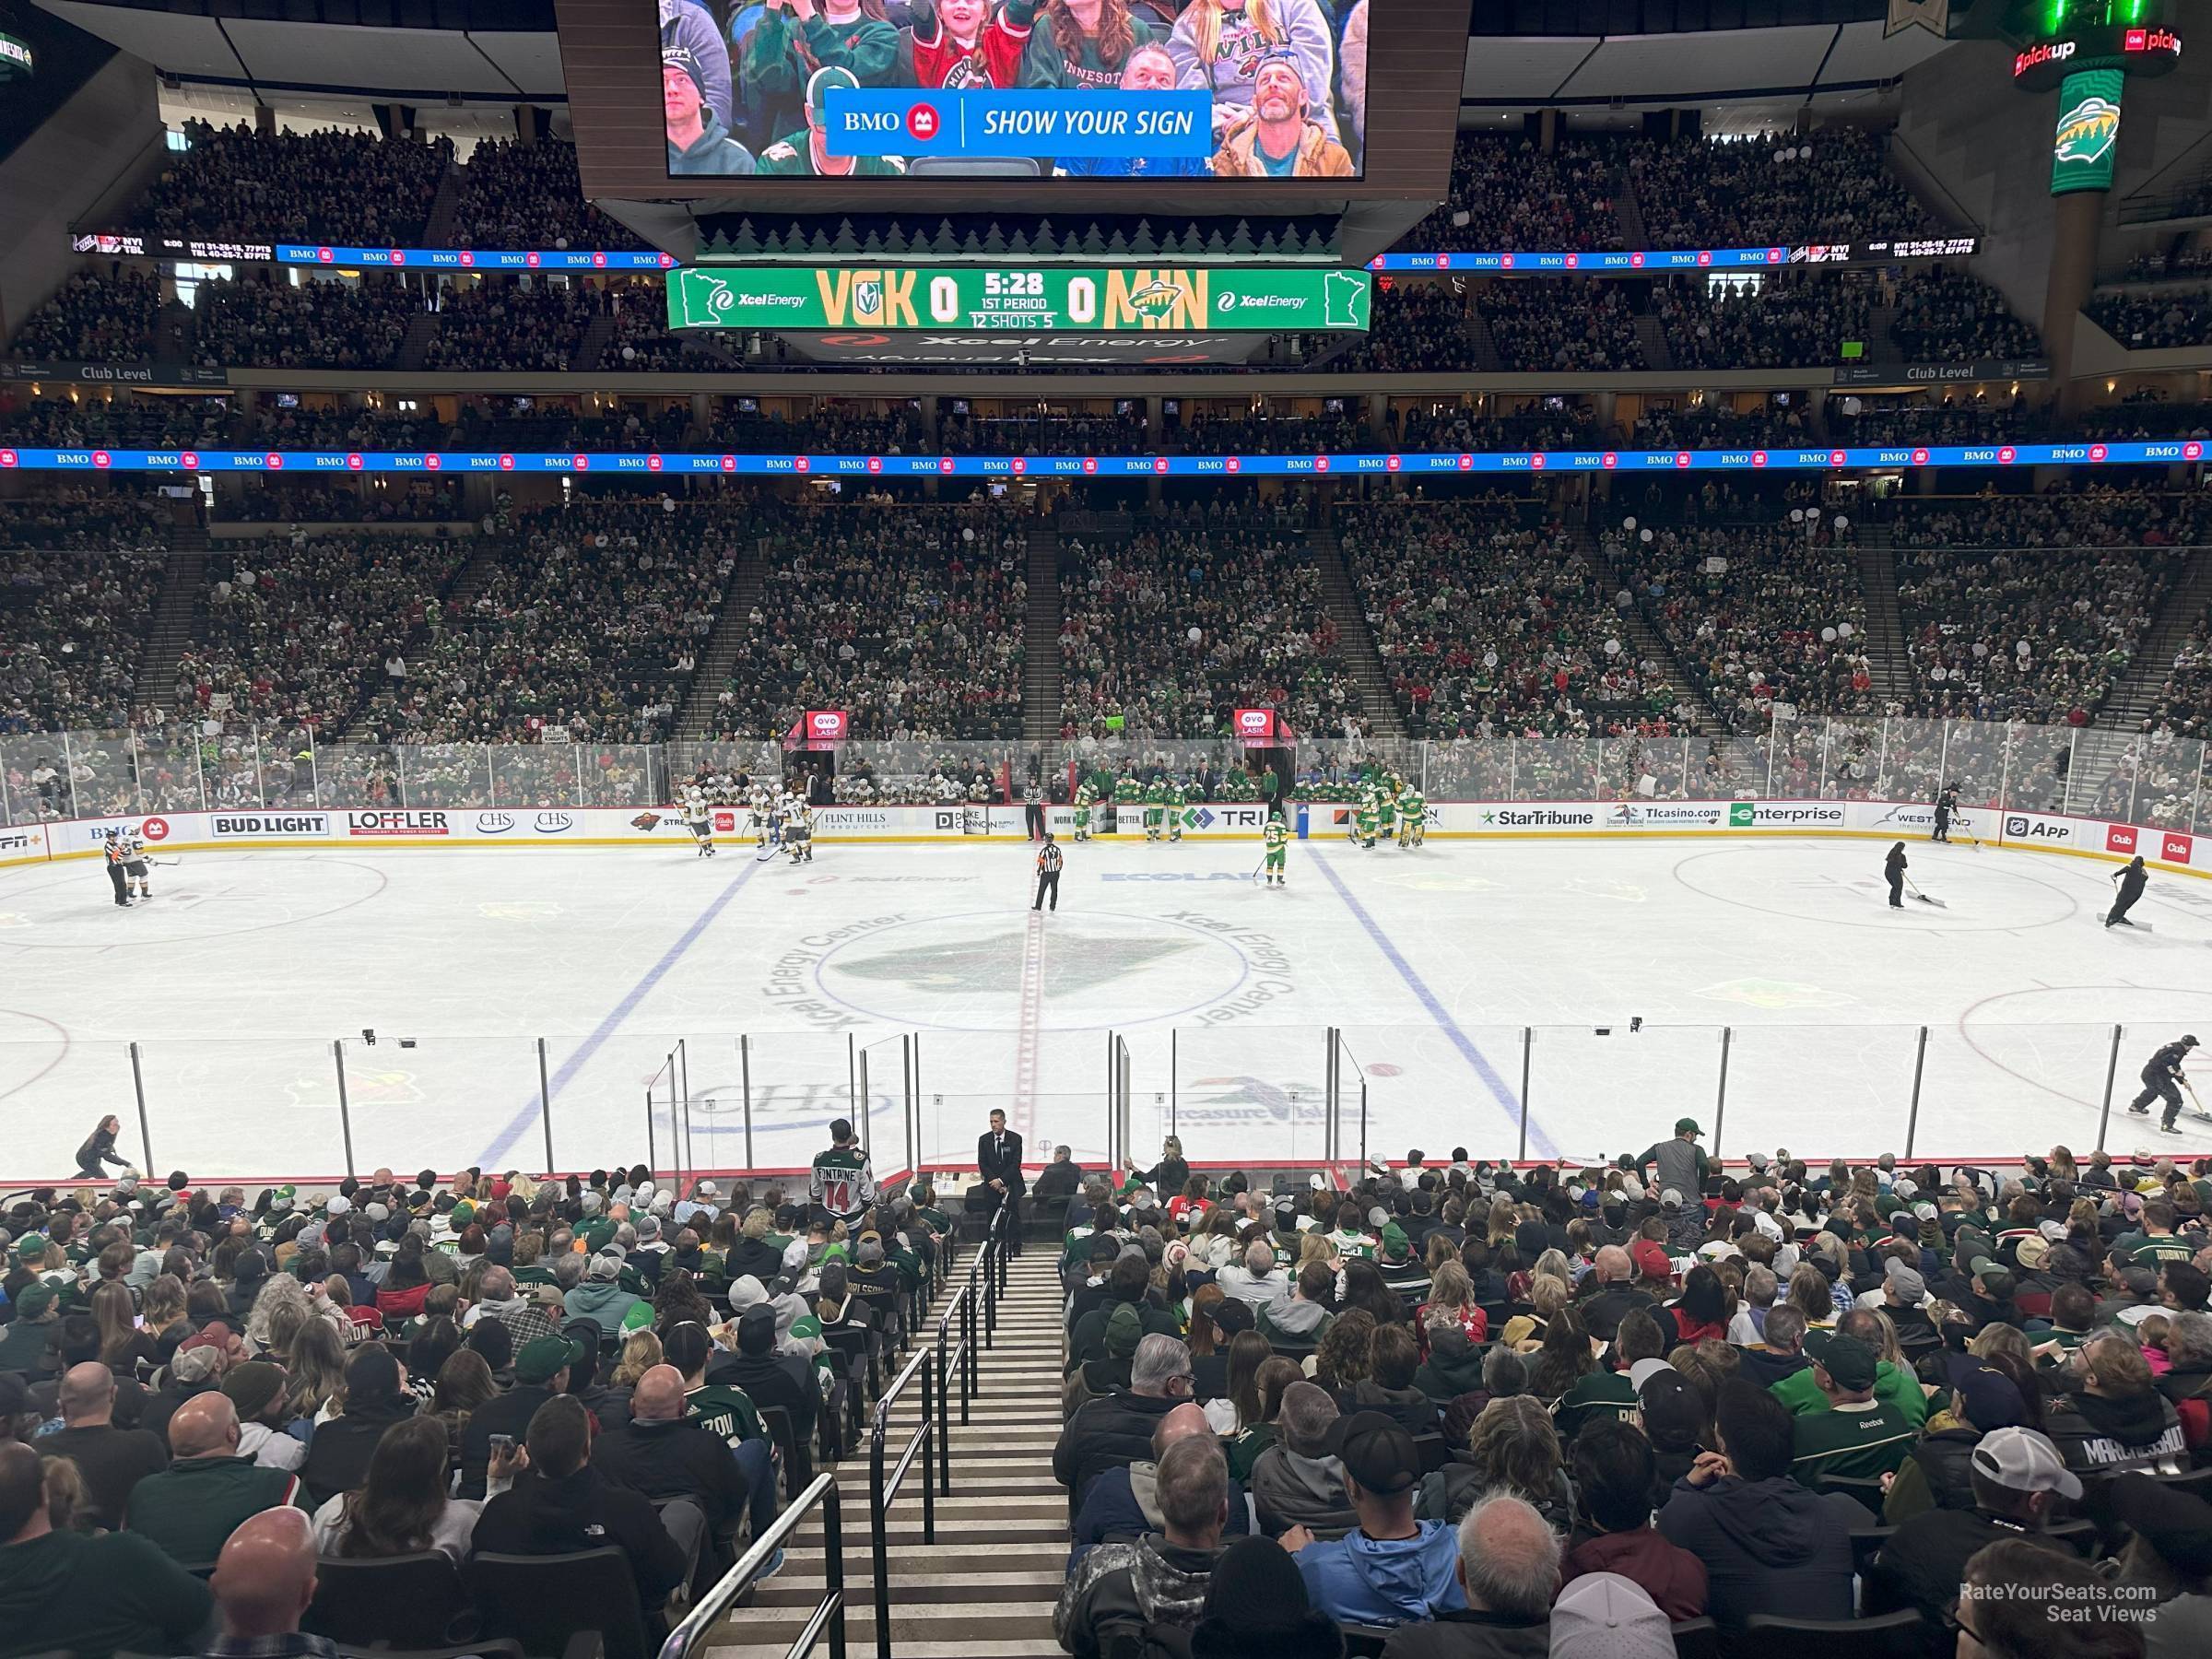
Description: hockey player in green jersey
1113,771,1143,806
1397,783,1427,848
1143,777,1168,842
1165,776,1186,842
1073,782,1096,842
1354,791,1379,849
1263,812,1289,887
1376,776,1398,842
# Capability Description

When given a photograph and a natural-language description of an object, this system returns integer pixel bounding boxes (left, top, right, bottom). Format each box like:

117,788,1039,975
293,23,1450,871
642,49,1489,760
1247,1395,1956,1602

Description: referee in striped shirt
1033,834,1064,912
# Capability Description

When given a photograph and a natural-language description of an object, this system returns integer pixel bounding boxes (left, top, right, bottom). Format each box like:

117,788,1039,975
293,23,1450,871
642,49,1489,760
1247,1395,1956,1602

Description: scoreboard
666,266,1371,335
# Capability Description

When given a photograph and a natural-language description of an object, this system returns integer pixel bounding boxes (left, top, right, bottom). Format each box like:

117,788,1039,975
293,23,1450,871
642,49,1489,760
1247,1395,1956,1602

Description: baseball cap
1952,1365,2028,1431
1322,1410,1420,1496
806,65,858,120
1103,1301,1144,1359
1817,1334,1878,1392
1674,1119,1701,1137
345,1344,403,1401
1379,1222,1410,1260
1883,1260,1926,1303
1627,1358,1676,1392
1636,1371,1704,1453
1547,1572,1674,1659
1630,1239,1672,1282
10,1285,53,1319
515,1332,590,1384
1971,1426,2082,1500
736,1302,777,1355
588,1249,623,1281
221,1360,287,1421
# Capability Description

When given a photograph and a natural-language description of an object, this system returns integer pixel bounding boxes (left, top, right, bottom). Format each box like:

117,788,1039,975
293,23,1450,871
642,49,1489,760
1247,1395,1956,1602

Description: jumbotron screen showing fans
657,0,1371,179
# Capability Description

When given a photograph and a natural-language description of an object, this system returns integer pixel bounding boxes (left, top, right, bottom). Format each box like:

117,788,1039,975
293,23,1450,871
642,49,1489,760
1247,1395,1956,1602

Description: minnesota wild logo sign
2053,94,2120,169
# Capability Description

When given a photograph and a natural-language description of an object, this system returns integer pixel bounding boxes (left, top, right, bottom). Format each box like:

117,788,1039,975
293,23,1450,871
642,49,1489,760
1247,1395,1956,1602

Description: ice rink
4,830,2211,1183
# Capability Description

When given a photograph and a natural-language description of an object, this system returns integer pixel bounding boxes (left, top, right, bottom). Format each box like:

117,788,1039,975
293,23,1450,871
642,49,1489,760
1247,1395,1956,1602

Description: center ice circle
812,908,1251,1032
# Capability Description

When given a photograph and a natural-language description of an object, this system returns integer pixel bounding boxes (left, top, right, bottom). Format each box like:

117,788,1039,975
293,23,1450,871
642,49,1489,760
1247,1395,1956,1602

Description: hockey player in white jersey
747,782,775,850
783,797,815,865
680,786,715,857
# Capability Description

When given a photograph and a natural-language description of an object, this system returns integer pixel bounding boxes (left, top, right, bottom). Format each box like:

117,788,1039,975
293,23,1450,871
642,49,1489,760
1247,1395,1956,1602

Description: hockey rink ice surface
3,834,2211,1182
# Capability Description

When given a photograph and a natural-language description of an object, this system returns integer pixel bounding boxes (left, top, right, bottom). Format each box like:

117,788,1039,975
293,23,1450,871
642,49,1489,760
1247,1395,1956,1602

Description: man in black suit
978,1108,1026,1255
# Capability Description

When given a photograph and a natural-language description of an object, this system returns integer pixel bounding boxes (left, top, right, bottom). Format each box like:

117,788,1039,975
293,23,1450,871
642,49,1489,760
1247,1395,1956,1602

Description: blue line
1311,847,1556,1159
475,857,765,1169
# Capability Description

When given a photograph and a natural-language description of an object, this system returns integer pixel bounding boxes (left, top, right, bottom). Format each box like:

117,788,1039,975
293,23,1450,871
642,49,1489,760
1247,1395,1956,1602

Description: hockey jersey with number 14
810,1146,877,1224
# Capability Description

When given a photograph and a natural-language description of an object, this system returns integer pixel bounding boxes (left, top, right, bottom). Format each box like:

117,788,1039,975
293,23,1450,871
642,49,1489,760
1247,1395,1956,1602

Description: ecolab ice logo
534,812,573,834
347,810,450,836
477,813,515,833
2108,825,2137,854
2006,815,2071,842
213,813,328,837
2164,833,2194,865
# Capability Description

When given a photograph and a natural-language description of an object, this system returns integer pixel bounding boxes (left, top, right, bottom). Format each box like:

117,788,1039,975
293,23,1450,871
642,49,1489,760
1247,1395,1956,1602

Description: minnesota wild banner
666,265,1371,334
2051,69,2123,196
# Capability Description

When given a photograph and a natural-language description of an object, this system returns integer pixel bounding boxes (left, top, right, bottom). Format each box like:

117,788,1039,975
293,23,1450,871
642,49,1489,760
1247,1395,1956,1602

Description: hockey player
1164,775,1186,843
117,825,152,900
1143,775,1168,843
681,786,716,857
1262,811,1289,888
1354,784,1379,850
783,797,814,865
2126,1034,2200,1135
1397,782,1427,848
1072,782,1095,842
102,829,132,908
747,780,774,850
2108,855,2148,928
1375,776,1398,846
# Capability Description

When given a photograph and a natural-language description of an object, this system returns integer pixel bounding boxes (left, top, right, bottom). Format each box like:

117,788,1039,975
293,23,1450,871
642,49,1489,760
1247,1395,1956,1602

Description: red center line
1010,907,1046,1139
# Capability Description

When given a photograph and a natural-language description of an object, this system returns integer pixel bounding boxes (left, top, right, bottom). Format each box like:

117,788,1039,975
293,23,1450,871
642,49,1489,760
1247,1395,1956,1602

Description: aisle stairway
1579,525,1724,735
1022,527,1065,745
1852,530,1915,710
724,1250,1070,1659
673,535,774,738
131,528,208,711
337,537,510,739
1307,524,1406,739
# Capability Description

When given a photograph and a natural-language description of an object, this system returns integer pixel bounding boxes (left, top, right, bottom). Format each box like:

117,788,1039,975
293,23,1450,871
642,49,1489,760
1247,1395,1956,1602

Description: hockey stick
753,841,780,864
148,856,183,867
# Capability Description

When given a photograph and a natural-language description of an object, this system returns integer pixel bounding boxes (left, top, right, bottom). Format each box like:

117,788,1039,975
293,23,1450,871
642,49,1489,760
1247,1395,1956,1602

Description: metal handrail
867,1344,937,1659
658,1470,844,1659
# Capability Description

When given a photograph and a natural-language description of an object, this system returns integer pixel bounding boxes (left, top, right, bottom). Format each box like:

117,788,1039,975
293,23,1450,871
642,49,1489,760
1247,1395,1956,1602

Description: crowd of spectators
219,481,472,526
422,280,596,375
0,1158,941,1657
359,498,745,746
1896,542,2181,724
2071,391,2212,443
131,122,450,245
1336,284,1481,374
599,288,700,372
2089,286,2212,352
1627,126,1936,249
1654,273,1872,371
452,137,651,253
1396,133,1626,253
7,268,176,365
1045,1132,2212,1657
1889,269,2043,363
1827,394,2053,449
1394,403,1597,455
192,276,418,372
1612,511,1876,727
705,501,1024,743
0,547,167,734
942,407,1151,457
2142,604,2212,744
1630,400,1811,452
167,534,473,734
0,396,229,452
1172,406,1371,455
0,494,171,554
1478,283,1643,373
1058,500,1360,741
700,404,924,455
1343,499,1688,740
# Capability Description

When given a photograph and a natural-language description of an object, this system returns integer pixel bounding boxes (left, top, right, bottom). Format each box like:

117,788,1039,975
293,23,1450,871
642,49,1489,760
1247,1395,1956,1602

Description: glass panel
65,730,140,817
0,1033,139,1180
133,1038,354,1179
259,725,322,808
491,745,583,808
317,743,401,807
1418,738,1513,800
1525,1025,1723,1164
578,745,659,807
337,1034,545,1179
1150,1023,1333,1170
200,728,265,811
133,728,206,813
1919,1022,2124,1158
397,744,488,808
0,735,72,822
1815,716,1886,801
1720,1025,1920,1163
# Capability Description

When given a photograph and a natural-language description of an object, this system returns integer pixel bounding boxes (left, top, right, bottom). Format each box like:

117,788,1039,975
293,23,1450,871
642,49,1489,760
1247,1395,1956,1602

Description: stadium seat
304,1551,470,1648
1743,1609,1926,1654
469,1547,650,1659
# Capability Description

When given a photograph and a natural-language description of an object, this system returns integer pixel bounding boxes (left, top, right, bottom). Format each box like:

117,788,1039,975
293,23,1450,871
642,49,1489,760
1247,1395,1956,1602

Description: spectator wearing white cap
1863,1424,2080,1637
1543,1572,1676,1659
566,1250,643,1346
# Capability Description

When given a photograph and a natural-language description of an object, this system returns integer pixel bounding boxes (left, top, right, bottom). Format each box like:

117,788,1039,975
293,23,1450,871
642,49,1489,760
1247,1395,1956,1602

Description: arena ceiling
32,0,1956,109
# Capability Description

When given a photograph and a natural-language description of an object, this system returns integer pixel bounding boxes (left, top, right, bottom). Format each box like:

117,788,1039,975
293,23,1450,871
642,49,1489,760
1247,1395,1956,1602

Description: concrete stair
394,310,441,373
1853,530,1916,711
572,310,618,373
1580,524,1725,735
704,1252,1071,1659
1307,522,1406,738
675,534,774,739
2092,547,2212,734
340,538,510,739
131,527,207,713
1632,312,1673,373
1022,526,1065,745
419,160,465,249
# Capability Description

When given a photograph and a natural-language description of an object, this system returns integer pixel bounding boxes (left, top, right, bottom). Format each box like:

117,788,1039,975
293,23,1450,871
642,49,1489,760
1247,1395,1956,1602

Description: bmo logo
2108,825,2137,854
2164,833,2194,865
141,817,171,841
907,103,942,142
